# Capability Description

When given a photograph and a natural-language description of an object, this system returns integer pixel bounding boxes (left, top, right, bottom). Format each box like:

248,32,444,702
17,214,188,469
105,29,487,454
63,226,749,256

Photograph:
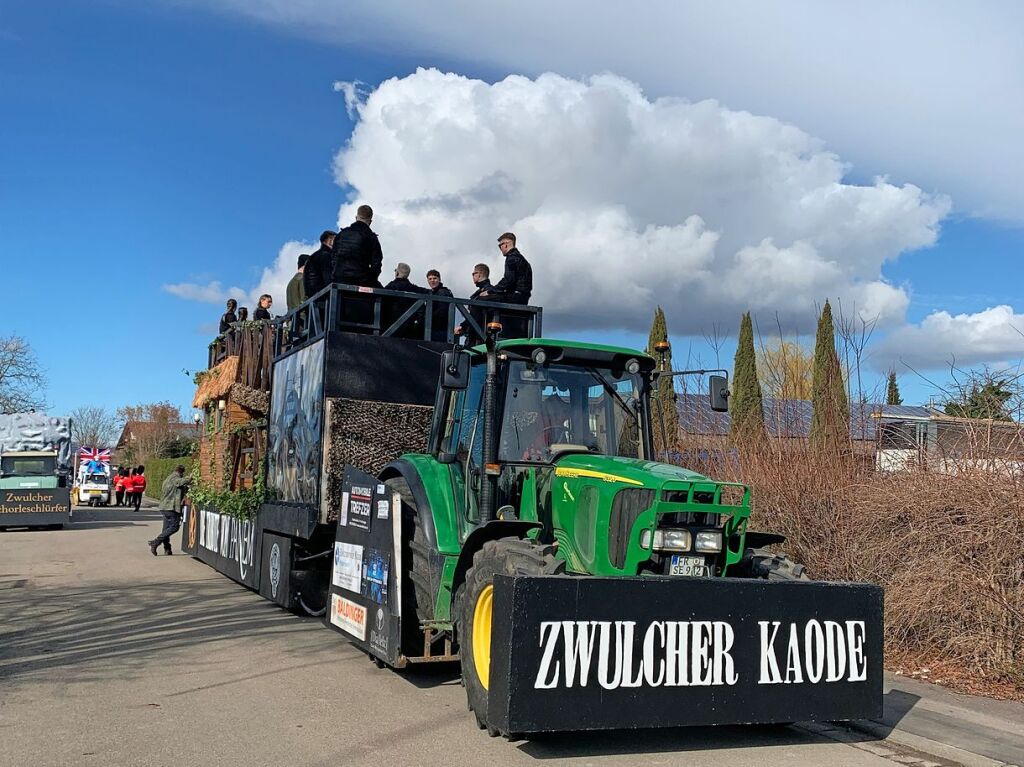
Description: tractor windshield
499,361,643,463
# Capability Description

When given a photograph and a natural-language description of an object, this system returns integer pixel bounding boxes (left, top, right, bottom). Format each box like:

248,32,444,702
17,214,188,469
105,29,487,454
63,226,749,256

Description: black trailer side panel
488,575,884,733
323,466,404,666
179,504,261,590
323,331,444,406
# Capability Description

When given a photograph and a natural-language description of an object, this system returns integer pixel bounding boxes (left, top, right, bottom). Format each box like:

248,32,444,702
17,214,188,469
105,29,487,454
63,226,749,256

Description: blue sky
3,0,1023,421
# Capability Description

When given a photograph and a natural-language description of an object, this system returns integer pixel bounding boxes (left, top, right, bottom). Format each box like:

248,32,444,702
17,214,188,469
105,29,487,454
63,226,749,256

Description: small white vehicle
76,471,111,506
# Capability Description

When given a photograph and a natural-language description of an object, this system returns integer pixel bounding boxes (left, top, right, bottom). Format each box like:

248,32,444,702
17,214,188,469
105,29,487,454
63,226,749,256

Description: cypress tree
809,300,850,451
886,371,903,406
729,312,766,442
646,307,679,454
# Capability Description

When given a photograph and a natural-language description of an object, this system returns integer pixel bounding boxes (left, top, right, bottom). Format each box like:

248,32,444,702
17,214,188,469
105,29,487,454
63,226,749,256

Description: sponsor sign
486,576,884,733
325,467,403,667
332,542,363,593
338,491,349,526
330,594,367,640
369,606,388,655
259,533,293,608
348,485,372,531
362,549,389,604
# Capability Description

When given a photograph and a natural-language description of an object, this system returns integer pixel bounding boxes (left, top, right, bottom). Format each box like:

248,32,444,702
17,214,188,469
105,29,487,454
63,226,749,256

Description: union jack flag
79,447,111,464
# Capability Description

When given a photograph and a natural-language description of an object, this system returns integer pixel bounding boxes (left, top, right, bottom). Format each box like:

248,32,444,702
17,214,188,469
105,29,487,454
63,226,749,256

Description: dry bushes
701,445,1024,692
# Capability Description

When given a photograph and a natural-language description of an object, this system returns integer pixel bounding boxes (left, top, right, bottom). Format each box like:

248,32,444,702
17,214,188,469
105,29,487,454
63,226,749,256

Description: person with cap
149,464,191,556
303,230,336,298
286,253,309,311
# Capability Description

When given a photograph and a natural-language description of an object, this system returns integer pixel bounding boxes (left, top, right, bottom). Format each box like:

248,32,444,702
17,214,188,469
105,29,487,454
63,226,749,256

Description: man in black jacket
383,263,427,338
330,205,383,288
455,263,492,343
383,262,426,293
480,232,532,304
425,269,454,342
303,230,336,298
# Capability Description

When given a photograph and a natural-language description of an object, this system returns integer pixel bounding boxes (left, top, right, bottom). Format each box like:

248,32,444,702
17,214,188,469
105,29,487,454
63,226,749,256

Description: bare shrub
689,437,1024,692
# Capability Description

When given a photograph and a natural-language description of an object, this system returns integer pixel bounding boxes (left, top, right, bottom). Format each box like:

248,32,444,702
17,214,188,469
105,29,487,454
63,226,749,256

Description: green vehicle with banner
0,412,73,530
184,285,882,736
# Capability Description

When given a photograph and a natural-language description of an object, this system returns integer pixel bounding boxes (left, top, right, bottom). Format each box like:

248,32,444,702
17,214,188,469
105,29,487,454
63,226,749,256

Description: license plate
89,490,102,496
669,555,708,576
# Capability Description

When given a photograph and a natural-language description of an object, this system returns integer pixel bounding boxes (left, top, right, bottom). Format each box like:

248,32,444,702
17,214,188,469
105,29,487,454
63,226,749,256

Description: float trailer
182,284,883,736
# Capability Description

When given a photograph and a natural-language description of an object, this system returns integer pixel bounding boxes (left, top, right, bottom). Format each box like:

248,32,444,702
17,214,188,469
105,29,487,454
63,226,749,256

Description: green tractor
377,325,809,726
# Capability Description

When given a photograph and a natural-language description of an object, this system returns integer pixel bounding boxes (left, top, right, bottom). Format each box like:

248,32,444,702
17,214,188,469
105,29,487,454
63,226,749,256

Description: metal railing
271,284,543,360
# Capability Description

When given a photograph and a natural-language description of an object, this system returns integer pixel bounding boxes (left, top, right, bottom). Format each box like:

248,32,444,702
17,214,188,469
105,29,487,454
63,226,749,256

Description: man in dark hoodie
303,230,336,298
425,269,454,342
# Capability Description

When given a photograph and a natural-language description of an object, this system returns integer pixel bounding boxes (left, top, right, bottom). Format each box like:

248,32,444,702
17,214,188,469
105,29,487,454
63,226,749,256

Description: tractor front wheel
455,537,563,734
735,547,810,580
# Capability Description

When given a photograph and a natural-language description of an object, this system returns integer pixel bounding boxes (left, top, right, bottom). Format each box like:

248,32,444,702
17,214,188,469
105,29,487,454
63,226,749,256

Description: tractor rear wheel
455,537,564,733
736,547,810,580
384,476,438,649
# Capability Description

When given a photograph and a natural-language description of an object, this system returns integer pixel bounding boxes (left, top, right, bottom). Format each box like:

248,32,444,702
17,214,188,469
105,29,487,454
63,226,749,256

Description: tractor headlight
640,528,692,551
624,357,640,375
694,530,723,553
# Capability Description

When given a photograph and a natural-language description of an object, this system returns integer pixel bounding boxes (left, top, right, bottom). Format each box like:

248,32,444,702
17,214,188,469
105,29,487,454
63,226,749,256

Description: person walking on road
114,469,126,507
131,465,146,512
124,468,138,510
149,465,190,556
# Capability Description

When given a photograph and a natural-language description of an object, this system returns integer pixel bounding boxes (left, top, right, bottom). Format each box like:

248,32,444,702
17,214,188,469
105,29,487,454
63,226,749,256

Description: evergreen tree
729,312,766,442
809,300,850,451
944,379,1013,421
886,371,903,406
646,307,679,454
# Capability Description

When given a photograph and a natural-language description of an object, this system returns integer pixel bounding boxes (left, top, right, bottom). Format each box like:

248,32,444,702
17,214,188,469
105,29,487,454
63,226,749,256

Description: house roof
115,420,197,449
676,395,933,441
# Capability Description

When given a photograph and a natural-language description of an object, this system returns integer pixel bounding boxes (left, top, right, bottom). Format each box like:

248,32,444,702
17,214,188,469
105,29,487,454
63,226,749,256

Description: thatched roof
192,356,240,408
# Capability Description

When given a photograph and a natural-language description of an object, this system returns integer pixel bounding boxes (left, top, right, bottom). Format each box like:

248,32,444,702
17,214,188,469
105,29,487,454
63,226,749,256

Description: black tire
456,537,564,733
735,547,810,581
384,476,439,649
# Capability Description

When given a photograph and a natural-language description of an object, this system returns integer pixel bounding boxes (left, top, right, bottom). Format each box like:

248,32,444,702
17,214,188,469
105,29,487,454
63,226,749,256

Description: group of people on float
217,204,533,342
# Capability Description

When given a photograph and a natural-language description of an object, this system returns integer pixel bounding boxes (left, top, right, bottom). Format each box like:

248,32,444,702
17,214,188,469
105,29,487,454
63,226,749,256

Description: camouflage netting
230,383,270,416
322,397,433,522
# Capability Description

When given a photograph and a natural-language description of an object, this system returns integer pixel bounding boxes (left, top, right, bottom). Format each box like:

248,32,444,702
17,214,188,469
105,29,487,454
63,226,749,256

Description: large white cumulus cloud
875,305,1024,370
332,69,946,332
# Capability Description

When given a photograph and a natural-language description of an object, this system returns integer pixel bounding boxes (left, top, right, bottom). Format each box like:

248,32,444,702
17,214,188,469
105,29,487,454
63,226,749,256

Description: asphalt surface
1,507,1021,767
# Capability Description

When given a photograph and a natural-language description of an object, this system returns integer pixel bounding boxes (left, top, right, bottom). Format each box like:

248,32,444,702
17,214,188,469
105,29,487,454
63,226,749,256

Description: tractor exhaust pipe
479,321,502,524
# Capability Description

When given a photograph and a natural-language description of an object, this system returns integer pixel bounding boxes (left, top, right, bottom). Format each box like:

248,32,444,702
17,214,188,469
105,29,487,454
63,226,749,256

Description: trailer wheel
736,547,810,581
456,537,563,733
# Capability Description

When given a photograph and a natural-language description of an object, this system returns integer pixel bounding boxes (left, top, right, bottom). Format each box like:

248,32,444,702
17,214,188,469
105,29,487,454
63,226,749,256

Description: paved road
1,509,1020,767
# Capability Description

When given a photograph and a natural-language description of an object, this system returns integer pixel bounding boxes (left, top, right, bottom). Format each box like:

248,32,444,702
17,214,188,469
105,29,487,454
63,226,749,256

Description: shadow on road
515,722,874,758
0,577,321,686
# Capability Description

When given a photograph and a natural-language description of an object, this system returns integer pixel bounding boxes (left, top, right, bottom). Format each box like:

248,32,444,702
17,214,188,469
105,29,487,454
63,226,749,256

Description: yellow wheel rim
472,584,493,690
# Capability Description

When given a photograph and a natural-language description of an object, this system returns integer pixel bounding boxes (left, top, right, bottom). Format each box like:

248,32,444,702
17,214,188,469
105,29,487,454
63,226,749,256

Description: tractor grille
661,488,721,526
608,488,655,569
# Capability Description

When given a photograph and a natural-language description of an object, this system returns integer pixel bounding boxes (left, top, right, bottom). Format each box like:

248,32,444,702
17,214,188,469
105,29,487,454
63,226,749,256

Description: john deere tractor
377,323,813,728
